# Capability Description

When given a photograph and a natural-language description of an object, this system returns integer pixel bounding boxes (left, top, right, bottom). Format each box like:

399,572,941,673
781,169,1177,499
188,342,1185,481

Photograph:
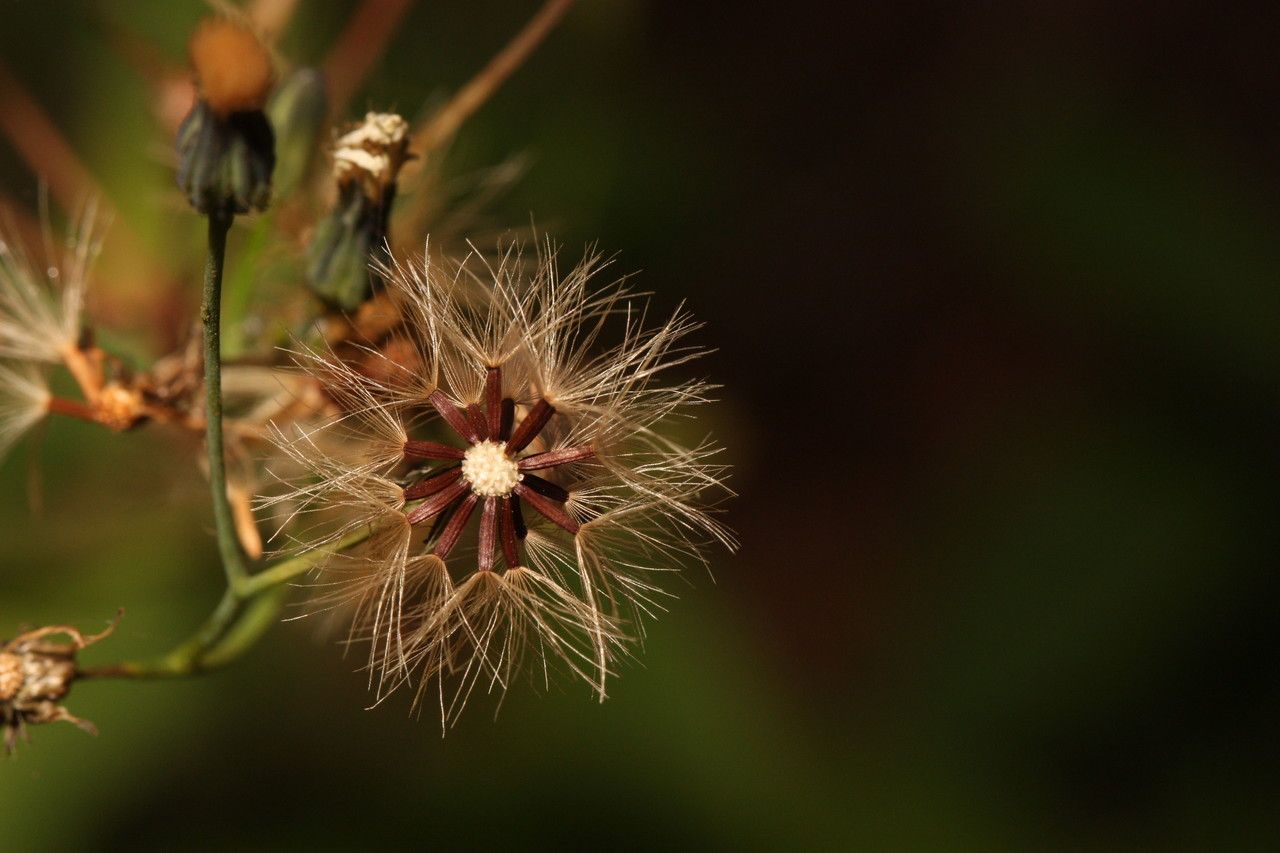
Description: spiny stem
202,210,249,589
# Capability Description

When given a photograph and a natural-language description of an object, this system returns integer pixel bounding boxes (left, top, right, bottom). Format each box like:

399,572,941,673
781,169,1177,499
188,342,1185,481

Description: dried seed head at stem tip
307,112,411,310
2,614,119,754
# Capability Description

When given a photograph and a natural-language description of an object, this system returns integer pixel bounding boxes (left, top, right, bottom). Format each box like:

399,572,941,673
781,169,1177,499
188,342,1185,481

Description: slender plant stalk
81,528,370,679
398,0,573,237
81,214,376,680
0,58,162,281
78,3,569,687
408,0,574,153
322,0,415,120
202,210,249,589
246,0,302,43
239,528,373,596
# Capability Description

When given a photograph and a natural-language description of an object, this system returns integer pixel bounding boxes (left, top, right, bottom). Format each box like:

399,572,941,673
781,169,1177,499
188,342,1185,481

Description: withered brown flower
1,615,118,754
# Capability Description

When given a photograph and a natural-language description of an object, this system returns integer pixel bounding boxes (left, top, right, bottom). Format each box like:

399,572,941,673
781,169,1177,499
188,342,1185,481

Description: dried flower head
0,202,158,458
308,112,413,310
1,616,118,754
266,241,735,723
334,112,412,199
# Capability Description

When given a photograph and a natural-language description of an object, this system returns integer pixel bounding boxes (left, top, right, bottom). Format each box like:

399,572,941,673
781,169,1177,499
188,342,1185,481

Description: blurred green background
4,1,1280,849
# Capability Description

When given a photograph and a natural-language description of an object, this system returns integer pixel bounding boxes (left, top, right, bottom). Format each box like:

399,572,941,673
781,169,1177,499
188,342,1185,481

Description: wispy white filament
0,361,49,461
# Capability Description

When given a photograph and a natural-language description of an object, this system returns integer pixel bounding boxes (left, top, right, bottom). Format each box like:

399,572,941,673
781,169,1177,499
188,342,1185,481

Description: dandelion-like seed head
267,239,735,724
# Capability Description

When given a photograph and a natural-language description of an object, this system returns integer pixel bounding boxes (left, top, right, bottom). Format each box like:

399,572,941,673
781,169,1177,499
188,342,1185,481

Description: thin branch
403,466,462,500
499,496,521,568
409,0,574,154
405,477,469,525
395,0,574,238
432,493,478,557
83,528,373,678
403,439,465,461
507,399,554,452
238,527,373,597
428,388,479,443
513,482,579,534
518,444,595,470
44,397,97,423
484,367,503,436
323,0,416,121
247,0,303,43
0,59,104,216
0,57,172,320
477,496,497,571
202,210,249,588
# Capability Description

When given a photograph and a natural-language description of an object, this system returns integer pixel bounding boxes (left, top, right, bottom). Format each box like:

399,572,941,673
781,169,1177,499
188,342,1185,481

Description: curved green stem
80,528,369,679
79,209,376,681
240,528,372,596
202,210,249,589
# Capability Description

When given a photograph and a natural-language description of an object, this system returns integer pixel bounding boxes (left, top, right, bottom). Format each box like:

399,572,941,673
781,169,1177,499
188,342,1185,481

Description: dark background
2,1,1279,848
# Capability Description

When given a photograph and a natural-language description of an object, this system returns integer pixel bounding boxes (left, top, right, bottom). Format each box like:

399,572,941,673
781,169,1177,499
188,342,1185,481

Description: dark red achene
400,367,594,569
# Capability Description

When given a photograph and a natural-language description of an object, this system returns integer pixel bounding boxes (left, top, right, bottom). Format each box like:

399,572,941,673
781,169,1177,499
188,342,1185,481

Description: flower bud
267,68,328,199
176,18,277,215
307,113,411,310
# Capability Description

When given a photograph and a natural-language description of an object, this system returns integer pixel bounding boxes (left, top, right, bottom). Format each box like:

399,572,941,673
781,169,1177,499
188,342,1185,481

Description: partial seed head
0,361,50,462
306,112,409,309
461,440,521,497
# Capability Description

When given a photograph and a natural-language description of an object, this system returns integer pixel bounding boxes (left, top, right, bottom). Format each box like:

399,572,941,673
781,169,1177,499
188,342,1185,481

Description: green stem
80,528,369,679
79,208,377,682
239,528,372,596
201,209,248,589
